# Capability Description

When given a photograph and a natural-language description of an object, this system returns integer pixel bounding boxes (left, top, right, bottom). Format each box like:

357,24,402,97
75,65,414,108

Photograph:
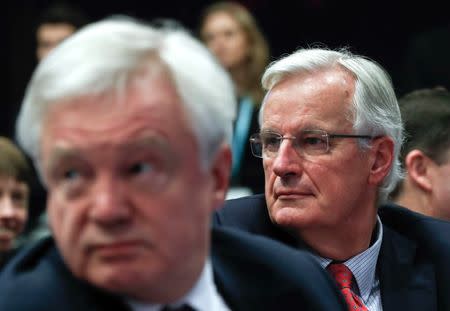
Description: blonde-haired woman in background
200,1,269,196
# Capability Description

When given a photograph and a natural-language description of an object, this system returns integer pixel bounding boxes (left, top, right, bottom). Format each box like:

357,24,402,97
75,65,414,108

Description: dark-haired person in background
390,87,450,221
0,137,30,269
36,2,89,62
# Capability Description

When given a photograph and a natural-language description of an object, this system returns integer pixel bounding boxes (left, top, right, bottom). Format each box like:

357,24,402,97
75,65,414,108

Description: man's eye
302,136,326,146
63,169,80,180
128,162,153,175
263,135,280,146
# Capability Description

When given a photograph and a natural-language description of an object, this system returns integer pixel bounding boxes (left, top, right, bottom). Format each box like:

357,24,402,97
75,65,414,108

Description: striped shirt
314,217,383,311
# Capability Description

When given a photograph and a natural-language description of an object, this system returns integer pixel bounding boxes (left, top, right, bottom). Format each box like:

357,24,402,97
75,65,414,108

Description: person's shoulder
214,194,277,236
0,237,64,309
222,193,266,209
211,226,346,310
212,226,317,271
379,202,450,253
217,194,266,222
379,202,450,232
0,237,127,311
212,225,305,260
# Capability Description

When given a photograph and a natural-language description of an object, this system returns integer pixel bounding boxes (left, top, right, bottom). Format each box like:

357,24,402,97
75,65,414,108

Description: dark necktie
327,263,368,311
161,304,196,311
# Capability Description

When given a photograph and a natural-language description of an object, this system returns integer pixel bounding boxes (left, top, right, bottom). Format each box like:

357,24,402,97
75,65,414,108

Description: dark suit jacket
0,248,19,271
0,226,346,311
214,194,450,311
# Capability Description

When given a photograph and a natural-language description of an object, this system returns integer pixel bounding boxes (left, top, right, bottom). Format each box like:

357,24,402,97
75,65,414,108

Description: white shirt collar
126,259,230,311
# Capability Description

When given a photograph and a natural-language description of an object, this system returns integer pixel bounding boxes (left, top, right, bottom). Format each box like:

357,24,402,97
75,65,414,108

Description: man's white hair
17,16,236,177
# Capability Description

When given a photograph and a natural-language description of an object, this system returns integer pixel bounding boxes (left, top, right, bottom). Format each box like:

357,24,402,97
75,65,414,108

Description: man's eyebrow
113,136,175,159
261,124,327,133
46,147,81,170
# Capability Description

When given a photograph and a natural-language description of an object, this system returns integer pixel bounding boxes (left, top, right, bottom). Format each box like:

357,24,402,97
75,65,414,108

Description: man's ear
209,143,232,211
368,136,394,186
404,149,433,192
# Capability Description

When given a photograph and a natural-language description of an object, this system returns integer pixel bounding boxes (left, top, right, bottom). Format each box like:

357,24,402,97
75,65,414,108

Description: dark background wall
3,0,449,138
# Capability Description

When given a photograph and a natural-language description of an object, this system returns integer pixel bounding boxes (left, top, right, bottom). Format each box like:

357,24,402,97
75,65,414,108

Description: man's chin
270,204,312,227
88,266,145,294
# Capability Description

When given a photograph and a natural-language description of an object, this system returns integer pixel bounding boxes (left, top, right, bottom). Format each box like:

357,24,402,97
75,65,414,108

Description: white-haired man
0,18,346,311
215,48,450,311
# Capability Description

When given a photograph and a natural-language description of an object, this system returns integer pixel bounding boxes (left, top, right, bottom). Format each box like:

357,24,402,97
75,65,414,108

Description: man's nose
88,175,131,226
271,140,303,178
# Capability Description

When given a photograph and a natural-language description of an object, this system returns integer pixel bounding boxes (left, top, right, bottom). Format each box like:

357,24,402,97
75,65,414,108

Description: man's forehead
45,132,172,160
270,68,354,96
39,68,194,167
262,69,354,123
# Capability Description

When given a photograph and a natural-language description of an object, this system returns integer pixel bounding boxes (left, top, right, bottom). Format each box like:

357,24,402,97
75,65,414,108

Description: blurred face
0,176,29,252
262,68,380,235
201,12,250,71
430,149,450,220
36,23,76,62
40,73,224,302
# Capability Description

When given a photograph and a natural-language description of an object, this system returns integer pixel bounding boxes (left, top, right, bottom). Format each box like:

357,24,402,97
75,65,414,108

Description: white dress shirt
126,259,230,311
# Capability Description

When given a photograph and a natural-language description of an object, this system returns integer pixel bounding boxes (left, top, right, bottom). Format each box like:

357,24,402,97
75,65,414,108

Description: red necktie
327,263,368,311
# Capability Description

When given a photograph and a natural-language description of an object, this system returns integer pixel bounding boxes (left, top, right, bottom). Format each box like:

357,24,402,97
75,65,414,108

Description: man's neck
298,210,379,261
126,259,229,311
395,184,432,217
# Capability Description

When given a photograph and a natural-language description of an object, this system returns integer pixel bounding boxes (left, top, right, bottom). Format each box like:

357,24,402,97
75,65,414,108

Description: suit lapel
378,225,437,311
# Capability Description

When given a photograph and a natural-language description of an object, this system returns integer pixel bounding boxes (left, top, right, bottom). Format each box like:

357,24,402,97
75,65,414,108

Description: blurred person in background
200,1,269,197
0,137,30,268
36,2,89,62
390,87,450,221
23,3,90,245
